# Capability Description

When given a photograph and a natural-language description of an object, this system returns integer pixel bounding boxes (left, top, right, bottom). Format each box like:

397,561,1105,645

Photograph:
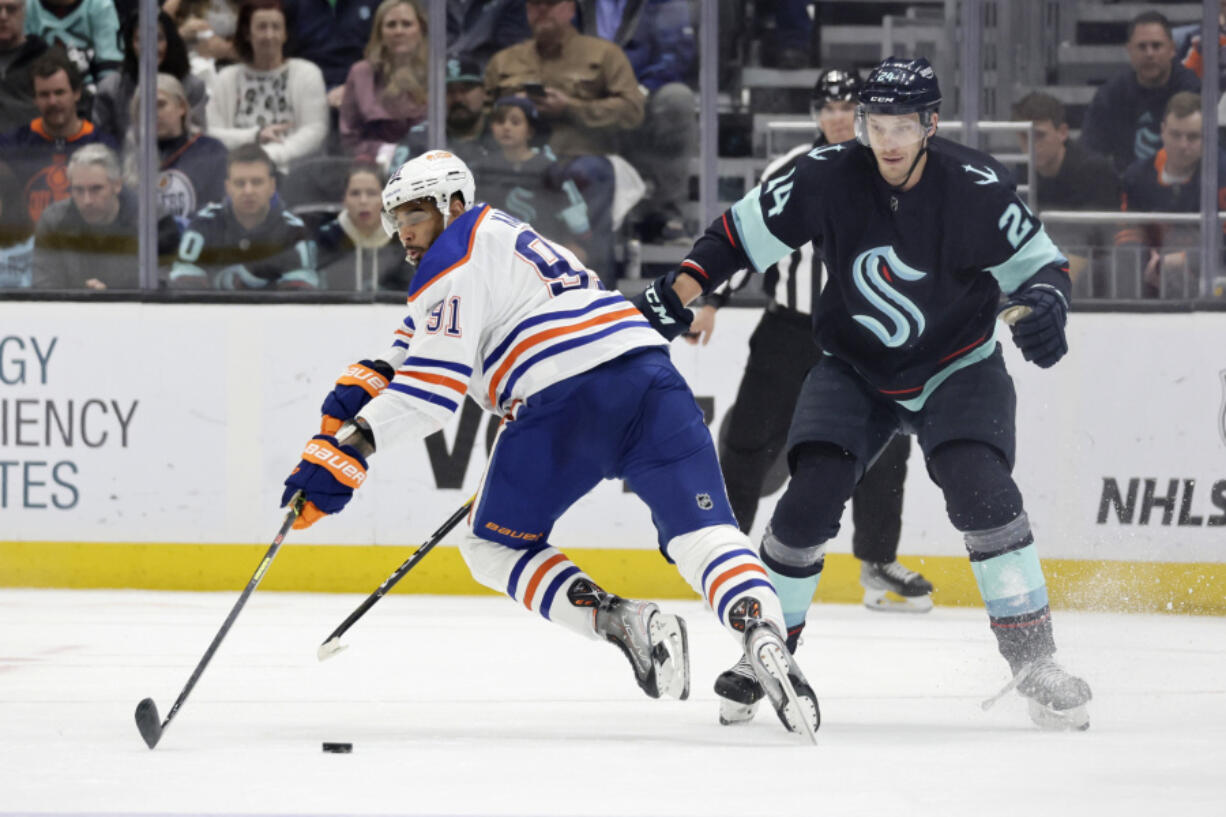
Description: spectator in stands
31,144,139,290
1179,0,1225,86
170,0,241,67
315,160,412,291
339,0,429,162
205,0,327,173
0,0,50,134
169,143,319,289
123,73,228,221
485,1,643,162
390,55,494,168
1081,10,1201,175
0,50,117,225
476,95,591,260
575,0,696,242
1011,91,1121,282
0,161,35,288
1115,92,1226,299
283,0,377,104
23,0,123,94
485,0,645,283
93,11,208,144
446,0,529,68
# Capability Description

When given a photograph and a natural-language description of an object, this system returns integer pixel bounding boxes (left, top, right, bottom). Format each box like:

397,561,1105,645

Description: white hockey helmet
381,149,477,236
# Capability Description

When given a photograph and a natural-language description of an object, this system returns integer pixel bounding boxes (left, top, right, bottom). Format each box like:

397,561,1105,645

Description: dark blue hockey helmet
857,56,942,115
855,57,941,149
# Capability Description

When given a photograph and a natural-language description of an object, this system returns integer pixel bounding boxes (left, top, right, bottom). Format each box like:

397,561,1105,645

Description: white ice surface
2,589,1224,817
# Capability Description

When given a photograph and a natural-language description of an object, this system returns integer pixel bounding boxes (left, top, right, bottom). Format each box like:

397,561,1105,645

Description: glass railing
0,0,1220,306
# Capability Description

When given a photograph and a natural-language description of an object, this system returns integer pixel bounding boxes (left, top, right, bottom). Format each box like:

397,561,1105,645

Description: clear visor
381,204,433,237
855,109,930,149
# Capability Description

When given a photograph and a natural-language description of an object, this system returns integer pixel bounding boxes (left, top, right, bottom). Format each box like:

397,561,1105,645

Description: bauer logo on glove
338,363,390,395
303,438,367,487
283,434,370,528
320,359,395,435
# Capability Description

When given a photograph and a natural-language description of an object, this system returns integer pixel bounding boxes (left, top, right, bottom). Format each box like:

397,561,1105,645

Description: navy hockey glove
320,359,394,435
1002,284,1068,368
282,434,369,529
631,274,694,341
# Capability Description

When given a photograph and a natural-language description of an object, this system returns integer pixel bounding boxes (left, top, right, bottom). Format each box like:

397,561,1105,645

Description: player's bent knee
927,441,1022,532
459,530,534,594
770,442,856,547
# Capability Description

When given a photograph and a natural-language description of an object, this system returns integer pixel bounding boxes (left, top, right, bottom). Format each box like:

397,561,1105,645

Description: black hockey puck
322,742,353,753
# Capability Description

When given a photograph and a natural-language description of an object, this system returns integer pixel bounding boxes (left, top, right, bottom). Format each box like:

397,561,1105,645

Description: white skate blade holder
755,639,818,745
649,612,691,700
863,587,934,613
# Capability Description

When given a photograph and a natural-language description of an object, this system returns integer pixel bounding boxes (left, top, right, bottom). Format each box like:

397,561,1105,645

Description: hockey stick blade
317,638,348,661
133,492,304,749
135,697,163,749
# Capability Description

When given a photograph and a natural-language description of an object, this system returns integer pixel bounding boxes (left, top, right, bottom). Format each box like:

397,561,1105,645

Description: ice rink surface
2,588,1223,817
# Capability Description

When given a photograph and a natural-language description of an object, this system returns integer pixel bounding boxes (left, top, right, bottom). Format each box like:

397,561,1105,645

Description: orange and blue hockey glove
320,359,394,435
282,434,369,529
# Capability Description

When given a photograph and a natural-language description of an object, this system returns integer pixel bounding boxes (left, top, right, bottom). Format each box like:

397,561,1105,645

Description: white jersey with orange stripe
357,204,666,450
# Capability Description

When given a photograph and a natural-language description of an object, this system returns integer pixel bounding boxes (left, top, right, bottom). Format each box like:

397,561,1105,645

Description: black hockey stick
317,495,474,661
134,491,306,749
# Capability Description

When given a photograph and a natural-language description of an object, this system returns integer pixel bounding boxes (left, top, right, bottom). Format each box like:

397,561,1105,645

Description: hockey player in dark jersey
694,68,934,613
632,56,1092,731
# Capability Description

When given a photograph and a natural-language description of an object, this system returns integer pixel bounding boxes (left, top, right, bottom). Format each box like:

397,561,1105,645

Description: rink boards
1,302,1223,614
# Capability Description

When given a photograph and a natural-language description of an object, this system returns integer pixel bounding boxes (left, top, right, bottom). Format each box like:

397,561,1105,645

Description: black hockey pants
717,305,909,560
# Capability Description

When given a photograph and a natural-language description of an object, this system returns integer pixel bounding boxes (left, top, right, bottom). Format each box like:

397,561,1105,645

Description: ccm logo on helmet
304,441,366,486
425,151,455,161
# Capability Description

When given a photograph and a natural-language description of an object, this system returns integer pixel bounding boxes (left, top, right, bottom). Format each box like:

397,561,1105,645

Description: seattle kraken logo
851,246,928,347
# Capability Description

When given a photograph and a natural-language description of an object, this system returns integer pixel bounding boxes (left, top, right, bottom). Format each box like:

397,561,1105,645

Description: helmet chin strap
886,130,931,192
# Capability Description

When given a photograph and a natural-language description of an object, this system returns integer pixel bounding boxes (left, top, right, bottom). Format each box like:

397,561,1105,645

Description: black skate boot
860,559,934,613
594,596,690,700
714,655,762,725
982,655,1092,731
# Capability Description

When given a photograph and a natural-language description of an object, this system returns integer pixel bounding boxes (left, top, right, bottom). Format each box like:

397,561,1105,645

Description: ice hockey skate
594,597,690,700
1015,656,1092,730
713,655,762,725
742,620,820,743
860,559,934,613
982,655,1092,731
713,602,819,742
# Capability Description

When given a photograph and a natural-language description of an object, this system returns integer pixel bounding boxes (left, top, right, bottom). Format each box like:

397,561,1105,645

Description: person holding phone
483,0,645,285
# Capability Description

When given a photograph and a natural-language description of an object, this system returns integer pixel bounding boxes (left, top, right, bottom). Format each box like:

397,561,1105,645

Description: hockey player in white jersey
280,150,820,742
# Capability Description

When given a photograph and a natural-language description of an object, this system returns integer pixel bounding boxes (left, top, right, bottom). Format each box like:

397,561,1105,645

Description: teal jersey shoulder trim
729,186,794,273
987,227,1066,294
